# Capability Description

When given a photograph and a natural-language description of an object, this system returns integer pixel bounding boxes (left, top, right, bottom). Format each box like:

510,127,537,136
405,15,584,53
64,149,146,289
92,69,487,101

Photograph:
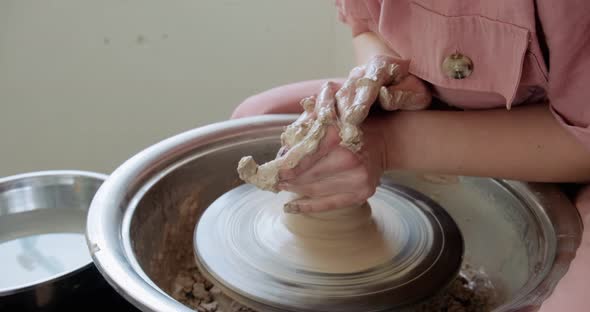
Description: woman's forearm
352,32,399,65
375,104,590,182
231,79,344,118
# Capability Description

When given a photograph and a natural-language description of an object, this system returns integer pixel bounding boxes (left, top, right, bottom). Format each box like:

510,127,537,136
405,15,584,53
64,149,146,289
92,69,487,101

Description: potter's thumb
390,59,411,83
378,76,431,111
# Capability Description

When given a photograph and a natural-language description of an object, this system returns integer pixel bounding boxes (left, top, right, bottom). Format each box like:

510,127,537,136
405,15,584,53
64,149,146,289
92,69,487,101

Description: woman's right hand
333,55,431,151
231,55,431,119
337,55,431,124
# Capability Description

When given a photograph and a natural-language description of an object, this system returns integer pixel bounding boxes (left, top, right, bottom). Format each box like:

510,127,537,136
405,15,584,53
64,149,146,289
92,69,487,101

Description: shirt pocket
408,2,543,109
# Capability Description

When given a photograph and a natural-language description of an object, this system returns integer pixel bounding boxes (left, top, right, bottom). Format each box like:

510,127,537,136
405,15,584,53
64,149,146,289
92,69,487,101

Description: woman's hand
338,55,431,122
231,56,431,119
379,74,432,111
278,118,388,213
237,56,430,213
274,55,429,213
336,55,431,151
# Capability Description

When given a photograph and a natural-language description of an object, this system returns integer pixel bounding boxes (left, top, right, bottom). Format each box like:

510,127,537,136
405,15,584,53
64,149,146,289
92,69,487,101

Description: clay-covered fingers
335,66,365,117
238,82,342,194
281,160,378,214
364,55,408,86
313,81,338,121
378,75,431,111
278,125,381,214
279,95,317,156
277,82,339,170
278,126,341,181
341,56,409,126
300,95,316,113
278,80,338,157
282,146,360,184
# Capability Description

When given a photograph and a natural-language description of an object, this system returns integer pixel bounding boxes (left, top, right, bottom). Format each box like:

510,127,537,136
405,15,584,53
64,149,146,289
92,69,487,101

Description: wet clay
250,192,402,274
172,262,499,312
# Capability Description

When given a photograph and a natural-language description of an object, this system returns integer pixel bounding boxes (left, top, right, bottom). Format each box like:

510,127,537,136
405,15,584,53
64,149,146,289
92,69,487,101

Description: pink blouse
335,0,590,150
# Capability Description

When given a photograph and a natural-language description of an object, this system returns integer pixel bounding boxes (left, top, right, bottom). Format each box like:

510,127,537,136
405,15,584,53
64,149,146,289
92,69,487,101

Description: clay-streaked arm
373,104,590,182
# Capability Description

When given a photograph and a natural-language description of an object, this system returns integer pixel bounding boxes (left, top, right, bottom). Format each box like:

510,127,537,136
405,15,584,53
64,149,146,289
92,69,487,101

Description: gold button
442,53,473,79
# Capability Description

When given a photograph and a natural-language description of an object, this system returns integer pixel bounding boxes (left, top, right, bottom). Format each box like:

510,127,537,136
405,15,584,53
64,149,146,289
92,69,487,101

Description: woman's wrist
361,113,404,173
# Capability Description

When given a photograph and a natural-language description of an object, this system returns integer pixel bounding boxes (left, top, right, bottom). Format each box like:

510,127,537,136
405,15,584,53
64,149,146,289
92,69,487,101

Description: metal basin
0,171,108,311
86,115,582,312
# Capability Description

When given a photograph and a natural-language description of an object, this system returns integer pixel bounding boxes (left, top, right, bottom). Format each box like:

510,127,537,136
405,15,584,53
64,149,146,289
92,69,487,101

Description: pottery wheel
194,178,464,312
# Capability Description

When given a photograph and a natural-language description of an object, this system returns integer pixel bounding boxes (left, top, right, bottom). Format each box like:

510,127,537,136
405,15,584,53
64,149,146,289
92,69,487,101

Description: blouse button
442,53,473,79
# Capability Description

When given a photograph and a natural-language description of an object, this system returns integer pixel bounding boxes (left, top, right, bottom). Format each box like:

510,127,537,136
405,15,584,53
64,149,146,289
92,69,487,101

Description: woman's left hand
278,119,387,213
274,73,394,214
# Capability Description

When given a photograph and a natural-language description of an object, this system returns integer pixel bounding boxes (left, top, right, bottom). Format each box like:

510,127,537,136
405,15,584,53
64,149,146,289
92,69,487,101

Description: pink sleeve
537,0,590,150
334,0,371,37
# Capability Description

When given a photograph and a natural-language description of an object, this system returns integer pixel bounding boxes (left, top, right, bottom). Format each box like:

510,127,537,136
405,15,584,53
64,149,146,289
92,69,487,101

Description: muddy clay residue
172,263,498,312
171,265,254,312
414,263,499,312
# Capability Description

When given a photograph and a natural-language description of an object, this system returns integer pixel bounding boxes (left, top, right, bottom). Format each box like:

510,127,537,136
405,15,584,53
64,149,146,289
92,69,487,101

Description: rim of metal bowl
0,170,108,296
489,179,581,310
86,115,582,312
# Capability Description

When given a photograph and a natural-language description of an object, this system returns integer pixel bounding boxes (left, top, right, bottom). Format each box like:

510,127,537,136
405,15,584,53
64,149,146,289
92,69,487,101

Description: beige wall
0,0,353,176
